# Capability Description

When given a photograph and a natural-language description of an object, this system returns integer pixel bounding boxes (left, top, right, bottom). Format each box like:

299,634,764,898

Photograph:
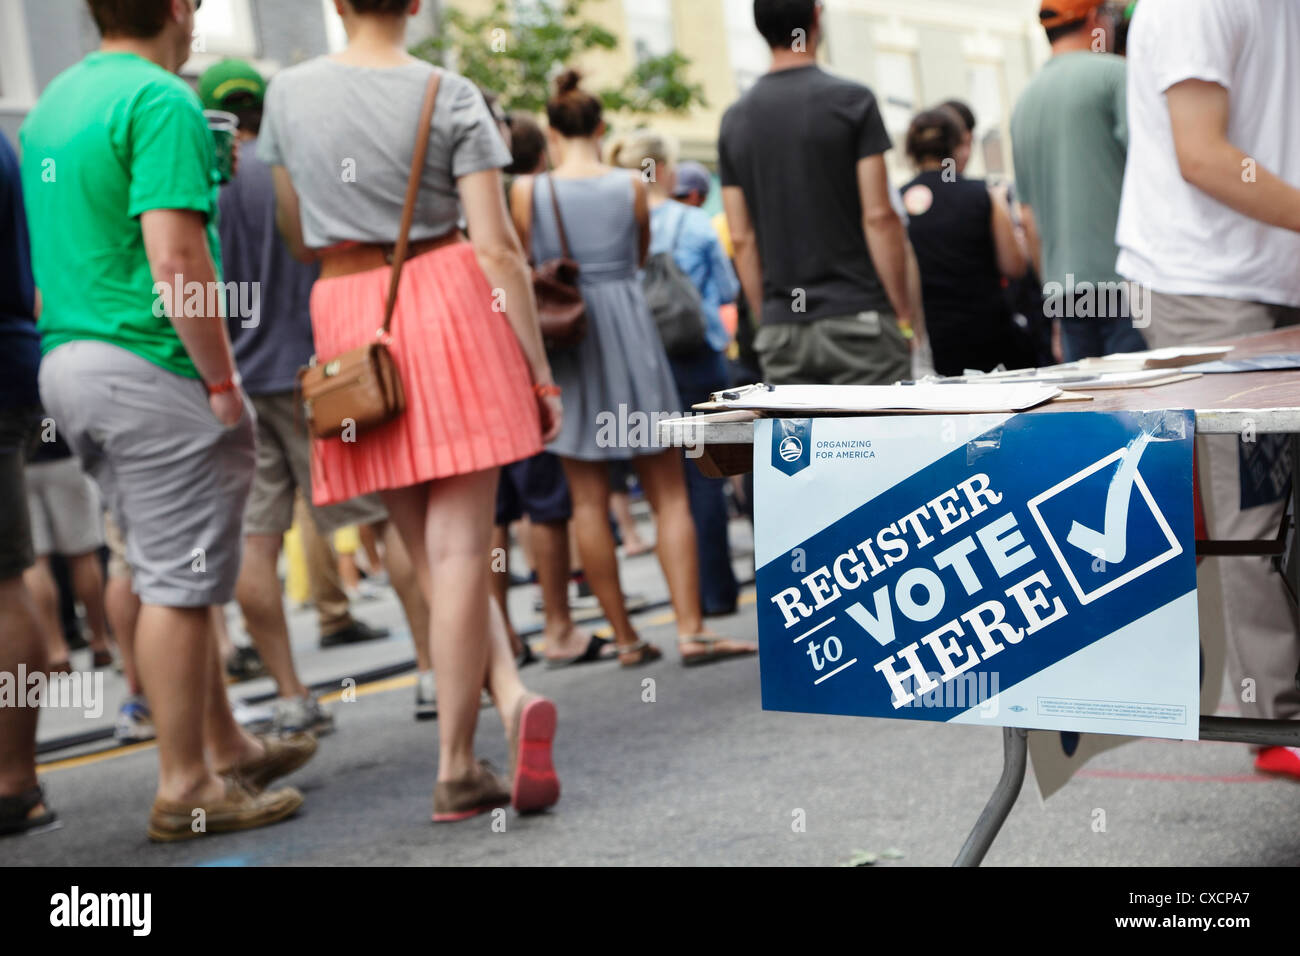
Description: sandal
545,634,620,668
91,648,115,669
678,635,758,667
0,784,59,837
616,640,663,668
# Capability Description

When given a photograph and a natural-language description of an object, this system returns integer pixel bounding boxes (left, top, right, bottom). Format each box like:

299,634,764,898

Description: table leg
952,726,1028,867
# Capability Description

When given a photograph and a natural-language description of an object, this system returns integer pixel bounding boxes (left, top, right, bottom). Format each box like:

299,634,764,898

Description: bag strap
543,171,574,261
382,69,442,336
669,202,689,253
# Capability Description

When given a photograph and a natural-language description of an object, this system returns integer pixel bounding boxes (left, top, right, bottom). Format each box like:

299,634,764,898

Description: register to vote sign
753,410,1199,740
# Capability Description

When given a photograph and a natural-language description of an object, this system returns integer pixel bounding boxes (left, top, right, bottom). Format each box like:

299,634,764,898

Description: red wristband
205,374,239,395
533,383,560,398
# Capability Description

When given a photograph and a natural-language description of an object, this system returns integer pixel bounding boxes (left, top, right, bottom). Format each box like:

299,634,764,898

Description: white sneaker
273,694,335,736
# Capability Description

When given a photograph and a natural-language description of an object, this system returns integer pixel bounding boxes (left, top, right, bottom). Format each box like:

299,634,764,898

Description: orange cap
1039,0,1106,29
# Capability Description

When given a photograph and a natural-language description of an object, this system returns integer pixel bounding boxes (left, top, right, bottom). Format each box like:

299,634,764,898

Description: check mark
1065,432,1152,565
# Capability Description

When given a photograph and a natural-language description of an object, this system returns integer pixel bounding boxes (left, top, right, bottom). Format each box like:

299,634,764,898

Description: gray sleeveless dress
532,170,683,461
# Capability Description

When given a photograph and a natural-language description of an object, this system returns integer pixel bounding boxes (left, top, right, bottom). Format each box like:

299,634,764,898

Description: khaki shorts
754,311,911,386
244,391,386,537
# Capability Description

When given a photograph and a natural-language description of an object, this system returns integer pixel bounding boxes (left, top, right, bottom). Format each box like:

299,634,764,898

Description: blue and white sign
754,411,1200,740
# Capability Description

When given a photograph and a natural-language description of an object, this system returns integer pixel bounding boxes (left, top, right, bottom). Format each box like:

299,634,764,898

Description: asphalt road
11,522,1300,867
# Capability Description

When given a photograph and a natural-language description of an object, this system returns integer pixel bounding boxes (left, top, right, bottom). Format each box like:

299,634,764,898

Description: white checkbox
1026,449,1182,605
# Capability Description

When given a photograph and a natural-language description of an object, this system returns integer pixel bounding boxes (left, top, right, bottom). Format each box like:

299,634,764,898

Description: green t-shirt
19,51,221,378
1010,51,1128,290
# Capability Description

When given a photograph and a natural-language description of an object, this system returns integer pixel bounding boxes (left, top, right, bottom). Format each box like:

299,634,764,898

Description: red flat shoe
508,694,559,814
1255,746,1300,781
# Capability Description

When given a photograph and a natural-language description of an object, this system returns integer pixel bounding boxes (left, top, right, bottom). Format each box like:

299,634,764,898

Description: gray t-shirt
259,60,511,248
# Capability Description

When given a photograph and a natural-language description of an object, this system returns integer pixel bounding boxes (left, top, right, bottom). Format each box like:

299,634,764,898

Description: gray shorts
39,341,255,607
25,456,105,557
245,391,387,537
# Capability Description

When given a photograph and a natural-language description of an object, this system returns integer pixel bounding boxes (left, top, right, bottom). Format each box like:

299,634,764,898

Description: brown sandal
617,640,663,668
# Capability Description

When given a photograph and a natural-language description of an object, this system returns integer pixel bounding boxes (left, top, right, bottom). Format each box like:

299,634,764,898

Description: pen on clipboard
714,383,775,402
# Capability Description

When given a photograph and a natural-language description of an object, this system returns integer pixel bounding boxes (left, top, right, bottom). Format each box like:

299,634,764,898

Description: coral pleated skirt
308,240,543,506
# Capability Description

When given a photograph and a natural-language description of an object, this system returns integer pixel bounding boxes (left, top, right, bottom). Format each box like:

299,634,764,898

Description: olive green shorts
753,311,910,386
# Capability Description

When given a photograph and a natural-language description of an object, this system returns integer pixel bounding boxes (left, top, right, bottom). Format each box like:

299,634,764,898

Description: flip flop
545,634,619,669
678,636,758,667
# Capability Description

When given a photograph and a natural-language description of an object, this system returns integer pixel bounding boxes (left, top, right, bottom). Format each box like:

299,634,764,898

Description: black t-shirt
719,66,893,326
901,170,1012,369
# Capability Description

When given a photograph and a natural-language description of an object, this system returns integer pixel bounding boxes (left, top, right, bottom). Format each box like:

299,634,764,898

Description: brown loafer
147,775,302,843
432,760,509,823
218,732,317,792
507,693,560,814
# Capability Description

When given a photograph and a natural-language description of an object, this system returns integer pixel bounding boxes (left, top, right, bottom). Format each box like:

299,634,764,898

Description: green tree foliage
410,0,706,115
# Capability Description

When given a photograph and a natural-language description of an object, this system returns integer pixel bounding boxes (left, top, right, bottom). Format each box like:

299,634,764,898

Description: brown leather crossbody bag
524,172,587,350
297,70,442,440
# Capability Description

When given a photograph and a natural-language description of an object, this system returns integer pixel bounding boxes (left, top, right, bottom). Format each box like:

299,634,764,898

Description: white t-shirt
1115,0,1300,306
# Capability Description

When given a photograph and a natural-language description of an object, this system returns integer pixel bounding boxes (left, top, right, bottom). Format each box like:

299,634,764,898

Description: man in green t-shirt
19,0,312,842
1011,0,1148,361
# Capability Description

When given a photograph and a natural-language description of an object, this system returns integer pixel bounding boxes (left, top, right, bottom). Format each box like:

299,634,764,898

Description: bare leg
67,551,111,654
484,596,526,716
235,533,308,699
336,535,363,592
203,624,263,773
22,557,69,667
382,470,509,783
359,522,384,576
491,524,524,657
535,520,593,660
634,449,755,658
383,520,430,673
0,577,48,808
561,459,640,649
610,489,652,555
105,574,141,695
135,604,226,804
211,605,236,664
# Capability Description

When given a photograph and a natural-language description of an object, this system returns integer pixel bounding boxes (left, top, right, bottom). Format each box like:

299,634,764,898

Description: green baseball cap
198,58,267,111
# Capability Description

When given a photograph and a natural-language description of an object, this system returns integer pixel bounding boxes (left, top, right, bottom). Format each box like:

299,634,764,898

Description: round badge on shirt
903,184,934,217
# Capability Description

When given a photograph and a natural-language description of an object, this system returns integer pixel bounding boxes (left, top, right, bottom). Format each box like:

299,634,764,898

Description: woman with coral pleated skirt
259,5,562,824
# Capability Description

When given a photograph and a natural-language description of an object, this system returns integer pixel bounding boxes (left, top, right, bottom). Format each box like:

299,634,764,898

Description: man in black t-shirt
719,0,915,385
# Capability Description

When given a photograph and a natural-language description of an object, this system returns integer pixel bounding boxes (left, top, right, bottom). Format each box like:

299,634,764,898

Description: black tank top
901,170,1011,364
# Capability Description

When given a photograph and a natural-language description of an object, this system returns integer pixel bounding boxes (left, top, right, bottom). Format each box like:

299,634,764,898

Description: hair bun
554,69,583,96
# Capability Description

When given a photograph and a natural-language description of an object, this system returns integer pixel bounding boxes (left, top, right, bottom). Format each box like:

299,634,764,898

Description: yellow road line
41,586,757,773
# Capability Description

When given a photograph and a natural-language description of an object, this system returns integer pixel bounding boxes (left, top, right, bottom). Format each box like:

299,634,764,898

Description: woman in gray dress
509,71,755,668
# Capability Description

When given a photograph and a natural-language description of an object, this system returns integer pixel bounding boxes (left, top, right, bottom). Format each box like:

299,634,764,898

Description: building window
192,0,257,57
623,0,673,64
723,0,769,94
874,50,920,139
